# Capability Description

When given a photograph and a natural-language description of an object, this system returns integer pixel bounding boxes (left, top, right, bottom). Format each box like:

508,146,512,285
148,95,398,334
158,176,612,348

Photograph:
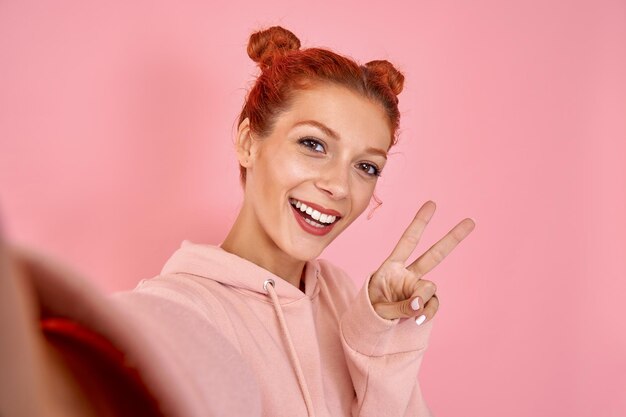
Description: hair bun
364,60,404,96
247,26,301,70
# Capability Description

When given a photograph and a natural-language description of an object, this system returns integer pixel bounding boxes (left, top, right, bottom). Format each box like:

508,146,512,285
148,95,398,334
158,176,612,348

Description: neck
220,206,306,290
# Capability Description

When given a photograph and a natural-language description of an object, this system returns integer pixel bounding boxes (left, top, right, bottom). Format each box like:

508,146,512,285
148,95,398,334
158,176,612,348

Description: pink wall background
1,0,624,415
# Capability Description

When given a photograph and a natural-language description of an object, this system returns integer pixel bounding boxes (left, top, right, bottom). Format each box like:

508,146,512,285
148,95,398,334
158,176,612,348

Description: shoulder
128,274,225,313
108,292,262,416
115,274,239,344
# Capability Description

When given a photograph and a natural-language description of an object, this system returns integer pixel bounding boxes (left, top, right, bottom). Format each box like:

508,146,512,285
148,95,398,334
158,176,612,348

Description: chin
284,243,326,262
276,234,331,262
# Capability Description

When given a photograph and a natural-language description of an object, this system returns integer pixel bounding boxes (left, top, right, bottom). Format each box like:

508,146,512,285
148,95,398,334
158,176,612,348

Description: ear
235,118,255,168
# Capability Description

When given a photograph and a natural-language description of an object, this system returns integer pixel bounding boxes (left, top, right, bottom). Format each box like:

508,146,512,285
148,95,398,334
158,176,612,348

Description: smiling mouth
288,198,341,229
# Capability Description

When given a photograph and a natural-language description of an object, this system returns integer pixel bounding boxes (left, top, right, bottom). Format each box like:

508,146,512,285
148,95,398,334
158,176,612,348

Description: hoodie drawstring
264,279,315,417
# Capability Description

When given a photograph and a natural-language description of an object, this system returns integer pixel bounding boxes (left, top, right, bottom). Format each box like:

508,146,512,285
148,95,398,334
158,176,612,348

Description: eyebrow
292,120,388,159
293,120,340,140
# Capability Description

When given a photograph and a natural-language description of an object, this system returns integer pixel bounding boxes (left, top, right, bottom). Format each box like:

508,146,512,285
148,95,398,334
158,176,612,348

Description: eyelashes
356,162,381,177
297,136,382,178
298,137,325,153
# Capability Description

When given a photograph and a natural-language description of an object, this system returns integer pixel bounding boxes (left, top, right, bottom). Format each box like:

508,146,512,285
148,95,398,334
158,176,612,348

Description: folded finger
415,294,439,326
371,279,437,321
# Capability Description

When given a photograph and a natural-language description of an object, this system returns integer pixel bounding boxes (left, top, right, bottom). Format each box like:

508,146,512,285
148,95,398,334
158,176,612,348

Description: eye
357,162,381,177
298,137,326,153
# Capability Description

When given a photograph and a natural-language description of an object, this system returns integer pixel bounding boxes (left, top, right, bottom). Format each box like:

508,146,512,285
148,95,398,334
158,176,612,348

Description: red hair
237,26,405,216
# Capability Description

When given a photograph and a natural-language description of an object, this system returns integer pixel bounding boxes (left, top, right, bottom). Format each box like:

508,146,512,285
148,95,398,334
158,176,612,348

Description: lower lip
290,204,337,236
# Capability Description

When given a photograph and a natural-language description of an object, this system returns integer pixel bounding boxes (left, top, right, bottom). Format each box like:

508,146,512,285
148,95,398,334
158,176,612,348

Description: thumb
372,295,422,320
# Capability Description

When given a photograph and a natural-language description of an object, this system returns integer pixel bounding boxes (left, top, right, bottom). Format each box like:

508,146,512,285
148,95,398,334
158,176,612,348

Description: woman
0,26,474,417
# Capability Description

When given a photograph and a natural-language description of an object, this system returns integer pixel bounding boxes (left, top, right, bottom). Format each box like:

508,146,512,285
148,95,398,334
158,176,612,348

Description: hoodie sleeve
339,273,435,417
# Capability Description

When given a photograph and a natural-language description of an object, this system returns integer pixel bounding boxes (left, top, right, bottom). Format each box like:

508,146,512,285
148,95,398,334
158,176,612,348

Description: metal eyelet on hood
263,278,275,292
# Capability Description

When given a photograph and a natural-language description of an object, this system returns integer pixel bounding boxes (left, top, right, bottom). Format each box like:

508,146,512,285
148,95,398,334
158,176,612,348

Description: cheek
350,181,377,216
264,151,318,188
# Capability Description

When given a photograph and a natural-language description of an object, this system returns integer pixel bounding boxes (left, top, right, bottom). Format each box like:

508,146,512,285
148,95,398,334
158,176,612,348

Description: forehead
276,83,393,149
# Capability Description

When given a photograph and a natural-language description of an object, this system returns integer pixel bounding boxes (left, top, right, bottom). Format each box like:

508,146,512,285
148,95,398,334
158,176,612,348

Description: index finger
408,217,476,277
385,201,437,264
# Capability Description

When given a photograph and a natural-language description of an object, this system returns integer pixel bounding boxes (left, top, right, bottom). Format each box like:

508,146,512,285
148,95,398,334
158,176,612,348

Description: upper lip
291,198,343,218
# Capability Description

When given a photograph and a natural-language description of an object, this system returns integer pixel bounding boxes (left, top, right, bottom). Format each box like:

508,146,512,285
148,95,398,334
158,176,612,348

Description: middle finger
408,217,475,277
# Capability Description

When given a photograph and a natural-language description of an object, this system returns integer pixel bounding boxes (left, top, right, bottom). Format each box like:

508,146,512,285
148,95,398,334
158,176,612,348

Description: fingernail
411,297,420,311
415,315,426,326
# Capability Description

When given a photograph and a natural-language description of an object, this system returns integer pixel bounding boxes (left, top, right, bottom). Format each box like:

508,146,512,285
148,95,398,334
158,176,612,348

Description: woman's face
240,83,392,261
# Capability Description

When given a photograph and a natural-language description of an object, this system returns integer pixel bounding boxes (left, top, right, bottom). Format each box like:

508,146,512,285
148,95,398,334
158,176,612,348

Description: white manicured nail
415,315,426,326
411,298,420,311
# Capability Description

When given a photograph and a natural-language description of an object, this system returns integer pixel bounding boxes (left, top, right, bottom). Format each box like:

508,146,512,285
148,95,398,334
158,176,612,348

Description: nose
315,161,349,200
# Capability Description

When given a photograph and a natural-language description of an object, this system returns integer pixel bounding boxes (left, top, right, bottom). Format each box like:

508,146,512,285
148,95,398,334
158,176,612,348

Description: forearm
340,277,435,417
344,348,432,417
0,243,96,417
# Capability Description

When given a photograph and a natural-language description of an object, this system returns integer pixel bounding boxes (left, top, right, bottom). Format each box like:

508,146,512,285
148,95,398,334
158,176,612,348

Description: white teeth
304,218,324,228
289,198,339,225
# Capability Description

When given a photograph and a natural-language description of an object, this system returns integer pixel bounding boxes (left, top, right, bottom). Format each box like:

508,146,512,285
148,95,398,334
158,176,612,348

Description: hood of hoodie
160,240,322,303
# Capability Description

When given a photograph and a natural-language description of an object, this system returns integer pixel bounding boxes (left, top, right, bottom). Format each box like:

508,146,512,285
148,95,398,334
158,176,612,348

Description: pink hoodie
113,240,436,417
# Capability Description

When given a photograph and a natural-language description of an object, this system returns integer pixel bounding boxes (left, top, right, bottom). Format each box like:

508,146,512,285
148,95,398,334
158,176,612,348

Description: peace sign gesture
368,201,476,324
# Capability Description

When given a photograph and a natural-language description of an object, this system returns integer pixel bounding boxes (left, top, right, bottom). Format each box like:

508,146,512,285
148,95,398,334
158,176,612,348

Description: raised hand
368,201,475,324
